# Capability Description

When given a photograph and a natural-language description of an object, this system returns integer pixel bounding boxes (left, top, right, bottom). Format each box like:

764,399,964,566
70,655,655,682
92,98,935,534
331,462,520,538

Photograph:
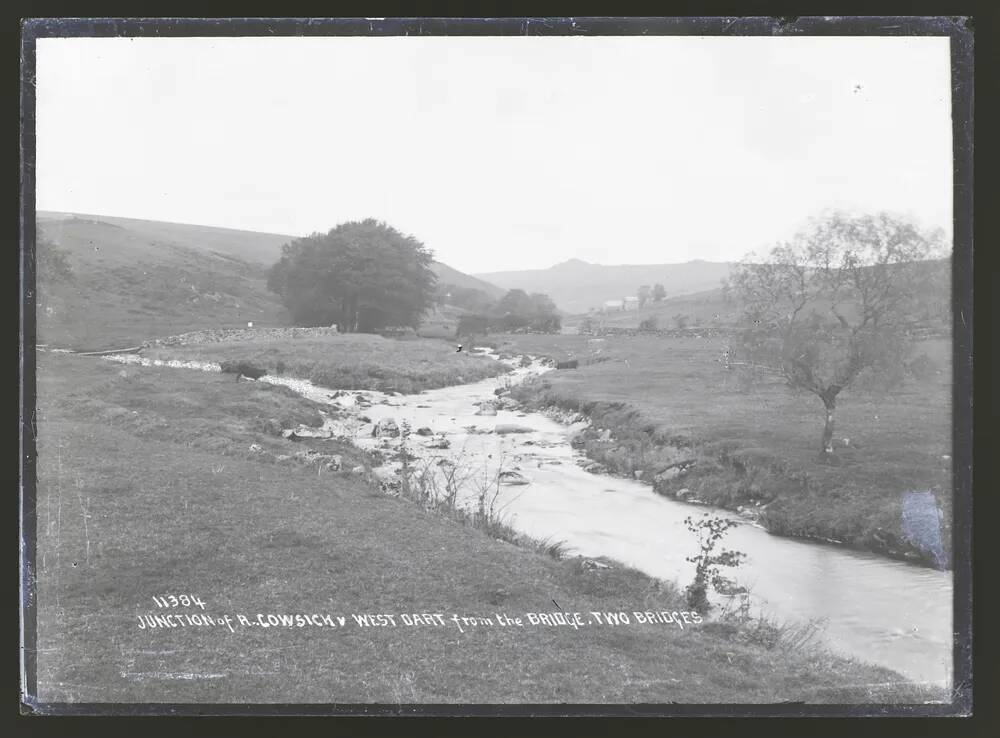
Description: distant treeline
437,285,561,336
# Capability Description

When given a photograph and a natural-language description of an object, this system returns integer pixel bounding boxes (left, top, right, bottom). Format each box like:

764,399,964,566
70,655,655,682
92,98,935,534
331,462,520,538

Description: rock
598,429,612,442
426,437,451,449
358,415,372,424
581,558,612,571
248,443,264,454
555,359,579,370
351,465,366,475
415,427,433,436
282,429,303,442
675,488,694,499
475,401,498,416
498,470,531,486
379,479,402,496
372,418,400,438
495,424,534,435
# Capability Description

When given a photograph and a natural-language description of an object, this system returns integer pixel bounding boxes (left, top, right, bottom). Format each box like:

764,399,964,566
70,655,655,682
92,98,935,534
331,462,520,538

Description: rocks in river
414,426,433,436
577,459,608,474
498,470,531,486
358,415,372,424
495,423,534,435
372,418,400,438
475,401,498,416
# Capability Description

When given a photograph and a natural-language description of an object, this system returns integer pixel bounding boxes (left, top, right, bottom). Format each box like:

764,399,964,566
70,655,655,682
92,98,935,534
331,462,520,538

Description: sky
35,35,953,274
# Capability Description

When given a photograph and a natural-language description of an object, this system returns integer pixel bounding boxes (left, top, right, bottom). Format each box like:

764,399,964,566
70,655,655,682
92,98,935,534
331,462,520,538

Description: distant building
623,296,640,310
603,300,624,312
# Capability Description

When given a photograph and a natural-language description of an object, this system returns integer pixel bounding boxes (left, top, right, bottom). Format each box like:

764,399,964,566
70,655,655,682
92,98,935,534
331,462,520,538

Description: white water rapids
103,350,953,689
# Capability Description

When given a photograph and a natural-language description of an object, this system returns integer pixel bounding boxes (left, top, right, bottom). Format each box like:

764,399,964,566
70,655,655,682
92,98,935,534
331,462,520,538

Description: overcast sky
35,35,953,274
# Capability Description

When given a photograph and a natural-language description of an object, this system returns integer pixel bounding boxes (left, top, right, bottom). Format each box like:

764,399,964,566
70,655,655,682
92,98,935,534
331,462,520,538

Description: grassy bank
30,354,941,705
144,332,507,393
491,333,952,568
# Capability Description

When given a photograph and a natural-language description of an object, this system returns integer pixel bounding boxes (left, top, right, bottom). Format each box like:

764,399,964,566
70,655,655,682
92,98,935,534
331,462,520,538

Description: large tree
267,219,437,332
729,211,947,456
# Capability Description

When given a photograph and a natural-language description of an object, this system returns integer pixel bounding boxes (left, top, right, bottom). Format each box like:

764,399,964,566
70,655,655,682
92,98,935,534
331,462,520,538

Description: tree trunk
819,393,837,455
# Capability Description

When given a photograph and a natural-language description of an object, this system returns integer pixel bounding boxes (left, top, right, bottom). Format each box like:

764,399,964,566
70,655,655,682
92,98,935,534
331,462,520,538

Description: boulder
426,437,451,449
495,424,534,435
475,401,498,416
415,426,434,436
498,470,531,486
372,418,400,438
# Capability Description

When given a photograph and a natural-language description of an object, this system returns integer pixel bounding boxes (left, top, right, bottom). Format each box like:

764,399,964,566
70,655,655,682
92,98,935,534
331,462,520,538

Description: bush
639,316,659,332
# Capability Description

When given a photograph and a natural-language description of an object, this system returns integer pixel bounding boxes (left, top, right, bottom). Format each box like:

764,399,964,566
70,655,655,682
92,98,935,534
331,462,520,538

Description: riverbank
31,353,943,704
142,330,508,393
487,333,952,569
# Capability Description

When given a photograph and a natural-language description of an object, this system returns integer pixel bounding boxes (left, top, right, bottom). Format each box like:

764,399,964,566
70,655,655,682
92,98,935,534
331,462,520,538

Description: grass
144,332,508,393
29,354,943,705
491,333,953,568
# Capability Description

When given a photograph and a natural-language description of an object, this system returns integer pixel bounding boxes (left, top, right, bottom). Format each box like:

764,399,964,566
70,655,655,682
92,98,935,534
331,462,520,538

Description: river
104,350,953,688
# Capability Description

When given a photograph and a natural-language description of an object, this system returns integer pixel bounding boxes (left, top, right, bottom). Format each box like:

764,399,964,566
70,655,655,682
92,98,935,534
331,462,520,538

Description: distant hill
475,258,733,314
34,212,502,350
430,262,506,299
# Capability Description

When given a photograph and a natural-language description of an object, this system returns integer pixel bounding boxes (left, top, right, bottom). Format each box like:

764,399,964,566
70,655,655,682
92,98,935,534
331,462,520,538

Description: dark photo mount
18,16,974,720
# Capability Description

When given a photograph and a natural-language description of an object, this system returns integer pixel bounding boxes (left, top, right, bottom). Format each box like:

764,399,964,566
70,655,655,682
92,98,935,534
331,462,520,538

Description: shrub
639,316,659,332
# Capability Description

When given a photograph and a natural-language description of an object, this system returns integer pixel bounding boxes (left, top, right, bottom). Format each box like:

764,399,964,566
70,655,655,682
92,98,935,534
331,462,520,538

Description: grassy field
30,354,941,705
144,332,507,393
488,333,953,568
563,288,734,331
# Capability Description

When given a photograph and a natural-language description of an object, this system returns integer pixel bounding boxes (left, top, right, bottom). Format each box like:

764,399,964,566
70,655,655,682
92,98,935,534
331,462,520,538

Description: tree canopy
267,219,437,332
729,211,948,455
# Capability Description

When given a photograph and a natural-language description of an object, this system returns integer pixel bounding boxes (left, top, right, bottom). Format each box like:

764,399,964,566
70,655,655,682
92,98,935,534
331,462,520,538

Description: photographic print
20,18,972,715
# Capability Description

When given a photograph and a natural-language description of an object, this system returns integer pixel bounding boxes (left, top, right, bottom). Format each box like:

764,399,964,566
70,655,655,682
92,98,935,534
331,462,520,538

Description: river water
104,351,953,688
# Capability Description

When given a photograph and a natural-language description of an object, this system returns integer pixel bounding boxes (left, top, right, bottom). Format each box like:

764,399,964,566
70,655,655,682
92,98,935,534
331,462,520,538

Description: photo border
18,15,975,719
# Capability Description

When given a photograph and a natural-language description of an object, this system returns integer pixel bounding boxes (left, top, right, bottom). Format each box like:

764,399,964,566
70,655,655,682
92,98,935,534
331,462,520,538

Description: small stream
104,350,953,688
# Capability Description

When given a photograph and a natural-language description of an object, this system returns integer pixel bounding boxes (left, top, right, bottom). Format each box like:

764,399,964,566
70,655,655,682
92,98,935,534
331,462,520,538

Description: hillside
475,258,732,314
34,214,291,350
430,261,506,299
33,213,504,350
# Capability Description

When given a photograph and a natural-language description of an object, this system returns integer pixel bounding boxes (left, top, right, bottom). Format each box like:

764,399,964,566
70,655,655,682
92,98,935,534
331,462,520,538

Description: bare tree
729,211,948,457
